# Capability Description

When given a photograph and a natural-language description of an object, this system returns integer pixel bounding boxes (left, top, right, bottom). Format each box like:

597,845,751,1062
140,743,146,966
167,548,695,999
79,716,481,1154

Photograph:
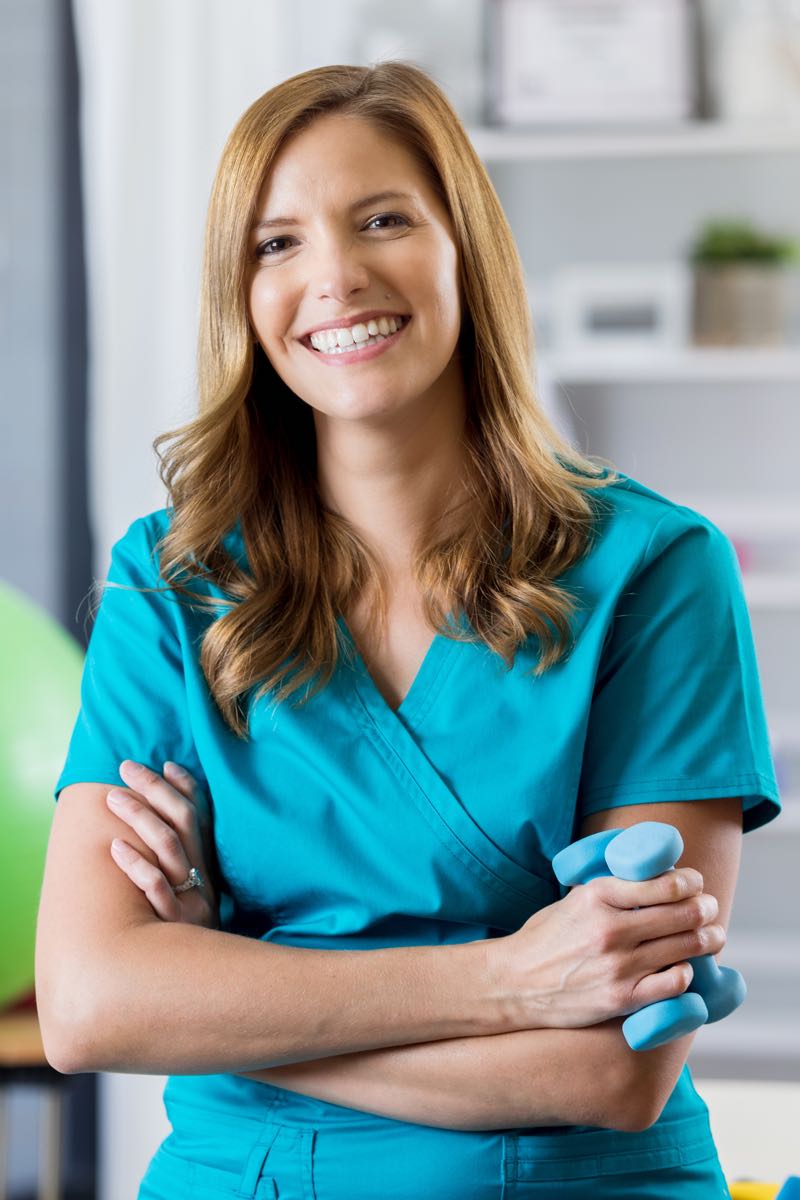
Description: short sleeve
53,514,208,802
578,509,782,833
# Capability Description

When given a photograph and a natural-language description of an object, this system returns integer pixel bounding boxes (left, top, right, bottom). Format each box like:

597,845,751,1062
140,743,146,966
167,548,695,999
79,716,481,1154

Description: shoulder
114,508,244,555
583,470,735,582
107,507,173,580
108,507,247,590
110,506,172,548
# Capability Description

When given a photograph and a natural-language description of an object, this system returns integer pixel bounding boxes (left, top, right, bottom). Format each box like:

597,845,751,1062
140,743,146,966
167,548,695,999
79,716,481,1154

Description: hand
488,868,725,1032
106,760,221,930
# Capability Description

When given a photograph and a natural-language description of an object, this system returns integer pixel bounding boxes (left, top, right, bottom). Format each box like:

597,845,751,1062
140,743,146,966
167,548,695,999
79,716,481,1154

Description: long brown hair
131,61,619,738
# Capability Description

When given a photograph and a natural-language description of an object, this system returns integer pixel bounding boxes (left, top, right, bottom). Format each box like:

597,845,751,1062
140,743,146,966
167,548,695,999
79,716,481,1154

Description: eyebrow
249,190,417,233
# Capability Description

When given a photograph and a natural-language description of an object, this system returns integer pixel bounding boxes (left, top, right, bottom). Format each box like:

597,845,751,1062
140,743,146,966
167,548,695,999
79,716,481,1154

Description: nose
312,237,371,304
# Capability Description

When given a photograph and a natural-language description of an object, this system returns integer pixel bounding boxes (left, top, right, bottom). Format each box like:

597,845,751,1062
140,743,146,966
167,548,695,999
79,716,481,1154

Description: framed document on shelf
485,0,698,127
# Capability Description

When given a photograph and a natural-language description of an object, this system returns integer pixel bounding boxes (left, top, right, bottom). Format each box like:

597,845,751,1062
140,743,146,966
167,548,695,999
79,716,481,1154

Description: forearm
78,924,500,1075
237,1020,636,1132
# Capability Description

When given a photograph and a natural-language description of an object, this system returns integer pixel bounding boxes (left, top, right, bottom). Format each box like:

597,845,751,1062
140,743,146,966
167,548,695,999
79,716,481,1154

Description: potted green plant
689,219,800,347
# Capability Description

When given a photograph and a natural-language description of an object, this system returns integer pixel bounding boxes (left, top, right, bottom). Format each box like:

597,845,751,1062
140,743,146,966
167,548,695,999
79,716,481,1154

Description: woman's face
246,113,464,427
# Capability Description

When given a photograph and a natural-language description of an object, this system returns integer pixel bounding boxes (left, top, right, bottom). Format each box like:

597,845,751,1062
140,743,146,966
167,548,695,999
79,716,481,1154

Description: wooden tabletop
0,1010,48,1067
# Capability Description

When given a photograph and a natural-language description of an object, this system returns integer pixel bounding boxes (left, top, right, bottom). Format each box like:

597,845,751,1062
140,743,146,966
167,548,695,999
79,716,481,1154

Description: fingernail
121,760,144,774
164,761,185,775
111,838,131,855
107,790,126,807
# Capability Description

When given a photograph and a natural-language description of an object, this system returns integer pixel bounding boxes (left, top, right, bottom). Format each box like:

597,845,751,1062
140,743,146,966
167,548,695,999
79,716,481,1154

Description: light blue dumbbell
552,821,746,1051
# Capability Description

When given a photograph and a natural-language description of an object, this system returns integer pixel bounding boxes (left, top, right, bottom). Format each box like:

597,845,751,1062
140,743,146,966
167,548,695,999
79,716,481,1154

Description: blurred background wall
2,1,799,1196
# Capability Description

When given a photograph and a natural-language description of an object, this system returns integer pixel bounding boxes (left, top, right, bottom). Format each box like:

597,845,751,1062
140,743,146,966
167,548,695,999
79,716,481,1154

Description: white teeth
314,328,402,354
308,315,405,352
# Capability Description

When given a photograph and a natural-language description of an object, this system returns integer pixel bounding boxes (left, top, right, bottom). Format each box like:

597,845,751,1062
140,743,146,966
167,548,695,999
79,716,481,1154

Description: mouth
300,316,411,366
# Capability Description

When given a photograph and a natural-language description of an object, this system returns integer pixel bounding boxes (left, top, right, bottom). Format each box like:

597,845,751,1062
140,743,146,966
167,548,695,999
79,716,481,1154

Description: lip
298,310,410,341
301,316,411,366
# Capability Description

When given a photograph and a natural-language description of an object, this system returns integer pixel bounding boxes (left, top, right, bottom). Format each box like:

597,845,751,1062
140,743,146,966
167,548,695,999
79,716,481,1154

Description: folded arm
35,781,499,1076
237,797,743,1133
238,1020,637,1131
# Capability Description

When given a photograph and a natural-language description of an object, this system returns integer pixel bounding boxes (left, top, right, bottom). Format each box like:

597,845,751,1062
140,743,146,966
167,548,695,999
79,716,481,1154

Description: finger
628,961,695,1011
635,923,727,977
624,891,719,944
595,867,704,911
118,760,207,862
107,788,193,888
110,839,182,921
163,760,195,799
164,761,214,839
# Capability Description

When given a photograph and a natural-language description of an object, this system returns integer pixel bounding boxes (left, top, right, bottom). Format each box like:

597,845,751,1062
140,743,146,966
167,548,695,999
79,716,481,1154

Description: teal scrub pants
137,1085,732,1199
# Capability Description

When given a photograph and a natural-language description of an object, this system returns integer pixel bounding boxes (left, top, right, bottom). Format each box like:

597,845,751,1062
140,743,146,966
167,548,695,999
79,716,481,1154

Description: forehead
254,114,437,215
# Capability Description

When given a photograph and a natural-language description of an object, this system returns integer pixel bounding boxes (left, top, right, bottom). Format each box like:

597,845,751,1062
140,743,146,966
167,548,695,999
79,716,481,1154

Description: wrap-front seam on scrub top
54,471,781,1200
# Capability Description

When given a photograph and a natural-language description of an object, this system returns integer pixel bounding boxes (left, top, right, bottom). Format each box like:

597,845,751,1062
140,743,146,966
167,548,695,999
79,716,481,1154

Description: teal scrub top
54,470,781,1200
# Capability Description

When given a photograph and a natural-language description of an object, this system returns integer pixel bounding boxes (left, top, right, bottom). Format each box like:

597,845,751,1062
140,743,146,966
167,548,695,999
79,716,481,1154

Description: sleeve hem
54,762,130,802
581,771,778,800
579,774,782,834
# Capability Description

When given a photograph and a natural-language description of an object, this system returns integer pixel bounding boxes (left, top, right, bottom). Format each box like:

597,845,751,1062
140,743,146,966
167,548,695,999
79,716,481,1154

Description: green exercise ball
0,579,85,1009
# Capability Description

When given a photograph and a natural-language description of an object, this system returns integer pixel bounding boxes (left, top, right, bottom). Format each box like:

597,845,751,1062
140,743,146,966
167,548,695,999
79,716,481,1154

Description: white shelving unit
538,347,800,384
767,713,800,751
689,929,800,1076
757,800,800,832
744,574,800,610
690,1013,800,1064
466,120,800,162
473,118,800,1079
671,497,800,539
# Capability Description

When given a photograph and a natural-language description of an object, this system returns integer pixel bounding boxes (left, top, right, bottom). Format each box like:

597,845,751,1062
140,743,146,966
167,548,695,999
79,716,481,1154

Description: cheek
422,243,461,326
430,278,462,342
248,277,291,341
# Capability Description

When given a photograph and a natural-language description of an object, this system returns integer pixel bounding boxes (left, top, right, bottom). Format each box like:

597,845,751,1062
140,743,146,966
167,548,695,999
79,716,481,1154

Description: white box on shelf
549,262,691,356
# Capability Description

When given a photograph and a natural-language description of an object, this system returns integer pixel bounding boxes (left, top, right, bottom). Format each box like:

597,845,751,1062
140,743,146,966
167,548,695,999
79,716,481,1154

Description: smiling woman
244,113,461,417
37,60,780,1200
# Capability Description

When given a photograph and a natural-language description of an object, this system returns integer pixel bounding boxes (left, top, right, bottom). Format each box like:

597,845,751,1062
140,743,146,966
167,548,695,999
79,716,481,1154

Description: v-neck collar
336,611,464,729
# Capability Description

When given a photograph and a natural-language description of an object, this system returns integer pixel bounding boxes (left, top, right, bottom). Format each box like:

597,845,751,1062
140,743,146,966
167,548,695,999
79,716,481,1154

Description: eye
365,213,409,231
255,235,296,258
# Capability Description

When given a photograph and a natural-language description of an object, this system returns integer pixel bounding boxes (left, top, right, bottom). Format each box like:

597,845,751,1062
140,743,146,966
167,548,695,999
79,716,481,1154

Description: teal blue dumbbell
552,821,746,1051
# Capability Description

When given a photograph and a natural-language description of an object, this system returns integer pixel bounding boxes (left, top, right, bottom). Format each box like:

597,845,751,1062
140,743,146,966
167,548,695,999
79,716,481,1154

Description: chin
313,389,415,421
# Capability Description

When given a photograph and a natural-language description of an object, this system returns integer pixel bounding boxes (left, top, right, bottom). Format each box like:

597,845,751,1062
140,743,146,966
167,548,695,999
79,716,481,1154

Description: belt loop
236,1125,281,1198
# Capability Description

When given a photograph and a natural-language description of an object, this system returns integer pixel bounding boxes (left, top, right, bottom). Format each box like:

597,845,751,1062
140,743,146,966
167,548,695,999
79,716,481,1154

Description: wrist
463,937,518,1036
